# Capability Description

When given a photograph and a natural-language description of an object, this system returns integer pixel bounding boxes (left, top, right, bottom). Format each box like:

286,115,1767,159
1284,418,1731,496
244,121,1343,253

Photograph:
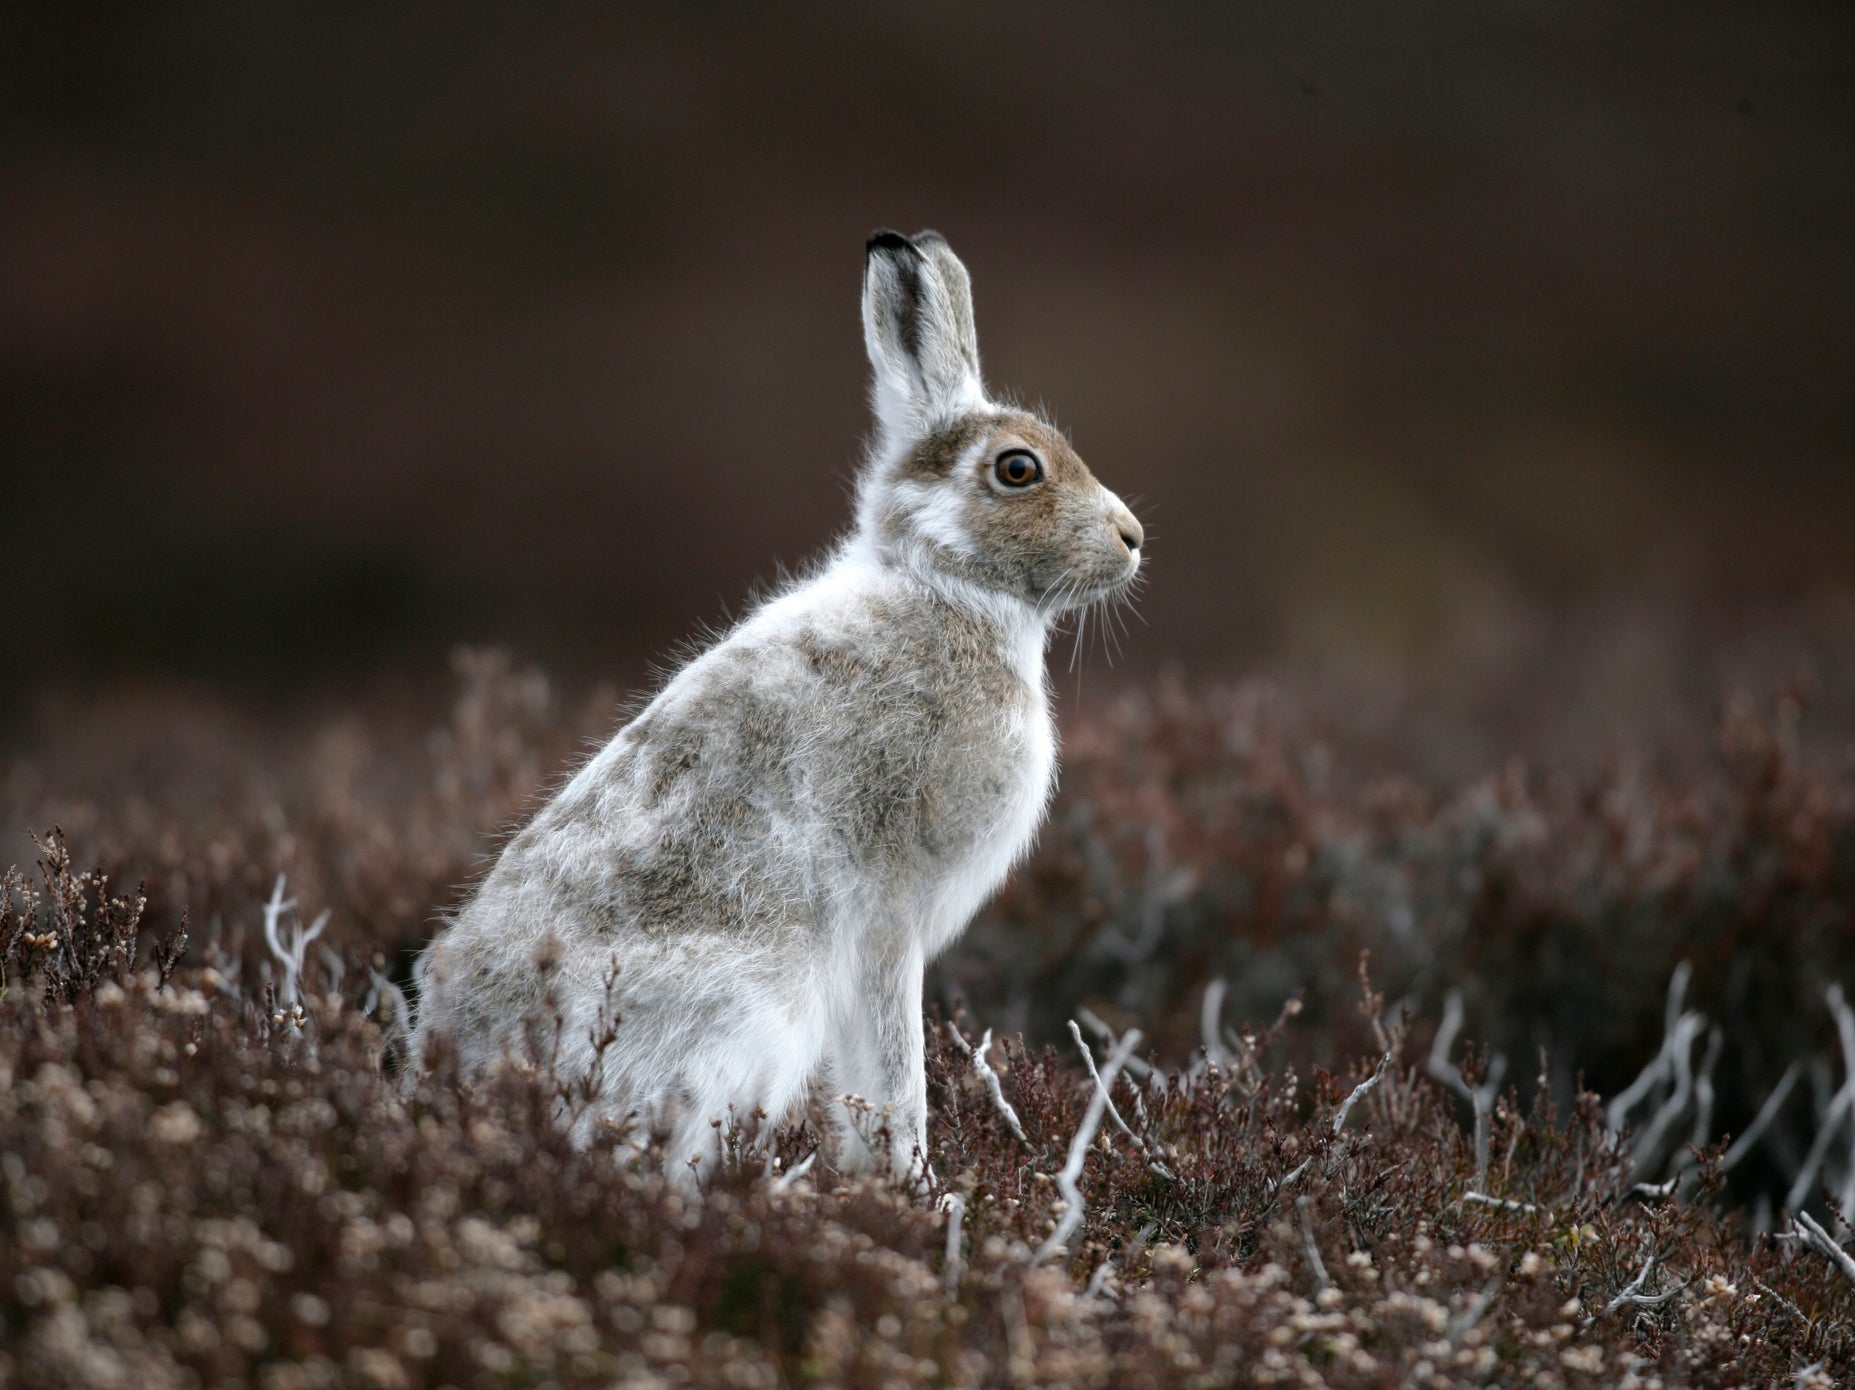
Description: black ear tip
866,228,919,259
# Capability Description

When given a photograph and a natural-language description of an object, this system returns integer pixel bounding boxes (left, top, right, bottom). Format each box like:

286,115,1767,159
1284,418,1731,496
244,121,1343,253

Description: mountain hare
410,230,1143,1180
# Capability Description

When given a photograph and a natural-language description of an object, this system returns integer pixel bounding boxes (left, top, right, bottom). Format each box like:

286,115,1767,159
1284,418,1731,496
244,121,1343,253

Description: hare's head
853,230,1142,616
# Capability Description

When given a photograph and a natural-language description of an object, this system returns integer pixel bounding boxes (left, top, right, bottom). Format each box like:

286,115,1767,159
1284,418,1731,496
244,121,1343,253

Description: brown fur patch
902,416,992,481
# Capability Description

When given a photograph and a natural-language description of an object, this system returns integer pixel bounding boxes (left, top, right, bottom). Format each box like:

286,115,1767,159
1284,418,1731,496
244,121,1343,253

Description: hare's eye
994,451,1043,488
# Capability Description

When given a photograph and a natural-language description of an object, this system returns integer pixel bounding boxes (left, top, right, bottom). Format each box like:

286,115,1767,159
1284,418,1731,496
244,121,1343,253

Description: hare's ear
863,229,985,447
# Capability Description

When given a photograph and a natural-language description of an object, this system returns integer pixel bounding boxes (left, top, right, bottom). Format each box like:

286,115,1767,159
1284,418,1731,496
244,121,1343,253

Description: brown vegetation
4,642,1855,1385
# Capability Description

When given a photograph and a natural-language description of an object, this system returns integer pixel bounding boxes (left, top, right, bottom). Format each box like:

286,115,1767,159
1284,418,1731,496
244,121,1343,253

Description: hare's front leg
828,939,929,1180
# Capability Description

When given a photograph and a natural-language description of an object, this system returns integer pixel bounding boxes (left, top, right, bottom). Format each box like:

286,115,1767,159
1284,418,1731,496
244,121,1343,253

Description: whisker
1122,581,1150,626
1103,598,1126,665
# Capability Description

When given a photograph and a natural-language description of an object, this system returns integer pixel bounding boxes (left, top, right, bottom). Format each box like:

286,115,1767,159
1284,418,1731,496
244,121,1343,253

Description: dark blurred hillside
2,3,1852,717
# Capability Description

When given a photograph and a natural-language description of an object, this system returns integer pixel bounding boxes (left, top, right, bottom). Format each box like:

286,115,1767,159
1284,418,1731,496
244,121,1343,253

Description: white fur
409,232,1135,1185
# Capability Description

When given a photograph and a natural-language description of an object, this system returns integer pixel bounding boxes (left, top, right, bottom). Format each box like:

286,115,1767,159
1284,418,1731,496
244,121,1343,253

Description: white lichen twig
1580,1242,1691,1328
1619,1004,1709,1179
1269,1157,1313,1198
1334,1051,1393,1135
1604,964,1725,1195
260,874,327,1010
1200,977,1231,1071
317,944,346,995
1077,1006,1152,1082
1601,1253,1659,1316
941,1191,966,1289
1085,1259,1115,1298
947,1022,1028,1145
1793,1211,1855,1288
1067,1019,1173,1180
772,1151,816,1191
1034,1027,1140,1264
1296,1194,1330,1292
1426,989,1505,1191
1720,1060,1801,1174
1581,1248,1681,1325
1784,985,1855,1215
1687,1025,1723,1158
1607,962,1698,1134
1462,1190,1539,1214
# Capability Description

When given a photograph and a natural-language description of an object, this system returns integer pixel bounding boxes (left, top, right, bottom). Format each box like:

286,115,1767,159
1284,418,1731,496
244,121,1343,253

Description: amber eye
994,451,1043,488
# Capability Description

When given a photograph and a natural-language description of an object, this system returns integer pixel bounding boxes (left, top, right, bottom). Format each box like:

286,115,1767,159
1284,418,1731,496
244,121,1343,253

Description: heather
4,634,1855,1387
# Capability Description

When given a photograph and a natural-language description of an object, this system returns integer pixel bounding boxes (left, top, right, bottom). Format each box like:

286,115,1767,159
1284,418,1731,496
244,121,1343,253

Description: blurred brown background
3,3,1852,739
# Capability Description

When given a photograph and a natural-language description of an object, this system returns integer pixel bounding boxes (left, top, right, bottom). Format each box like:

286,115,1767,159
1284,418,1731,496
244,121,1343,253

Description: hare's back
440,578,1048,963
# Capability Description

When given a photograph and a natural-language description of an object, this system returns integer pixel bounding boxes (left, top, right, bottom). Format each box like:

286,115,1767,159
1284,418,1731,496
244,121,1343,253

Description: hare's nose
1101,489,1143,558
1113,510,1144,555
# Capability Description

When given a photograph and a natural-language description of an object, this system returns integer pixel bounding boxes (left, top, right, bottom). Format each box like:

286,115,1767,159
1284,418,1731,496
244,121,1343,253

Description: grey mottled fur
409,230,1144,1181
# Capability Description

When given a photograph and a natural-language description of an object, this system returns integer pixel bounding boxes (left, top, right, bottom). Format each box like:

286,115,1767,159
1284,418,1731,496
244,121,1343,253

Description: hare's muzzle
1106,496,1144,570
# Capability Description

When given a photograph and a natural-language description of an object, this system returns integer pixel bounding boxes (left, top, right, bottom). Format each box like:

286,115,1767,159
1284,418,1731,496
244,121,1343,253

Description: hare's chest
985,690,1055,857
908,679,1054,953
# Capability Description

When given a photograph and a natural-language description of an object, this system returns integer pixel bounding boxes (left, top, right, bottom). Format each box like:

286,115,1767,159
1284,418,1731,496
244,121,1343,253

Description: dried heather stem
1035,1027,1140,1265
